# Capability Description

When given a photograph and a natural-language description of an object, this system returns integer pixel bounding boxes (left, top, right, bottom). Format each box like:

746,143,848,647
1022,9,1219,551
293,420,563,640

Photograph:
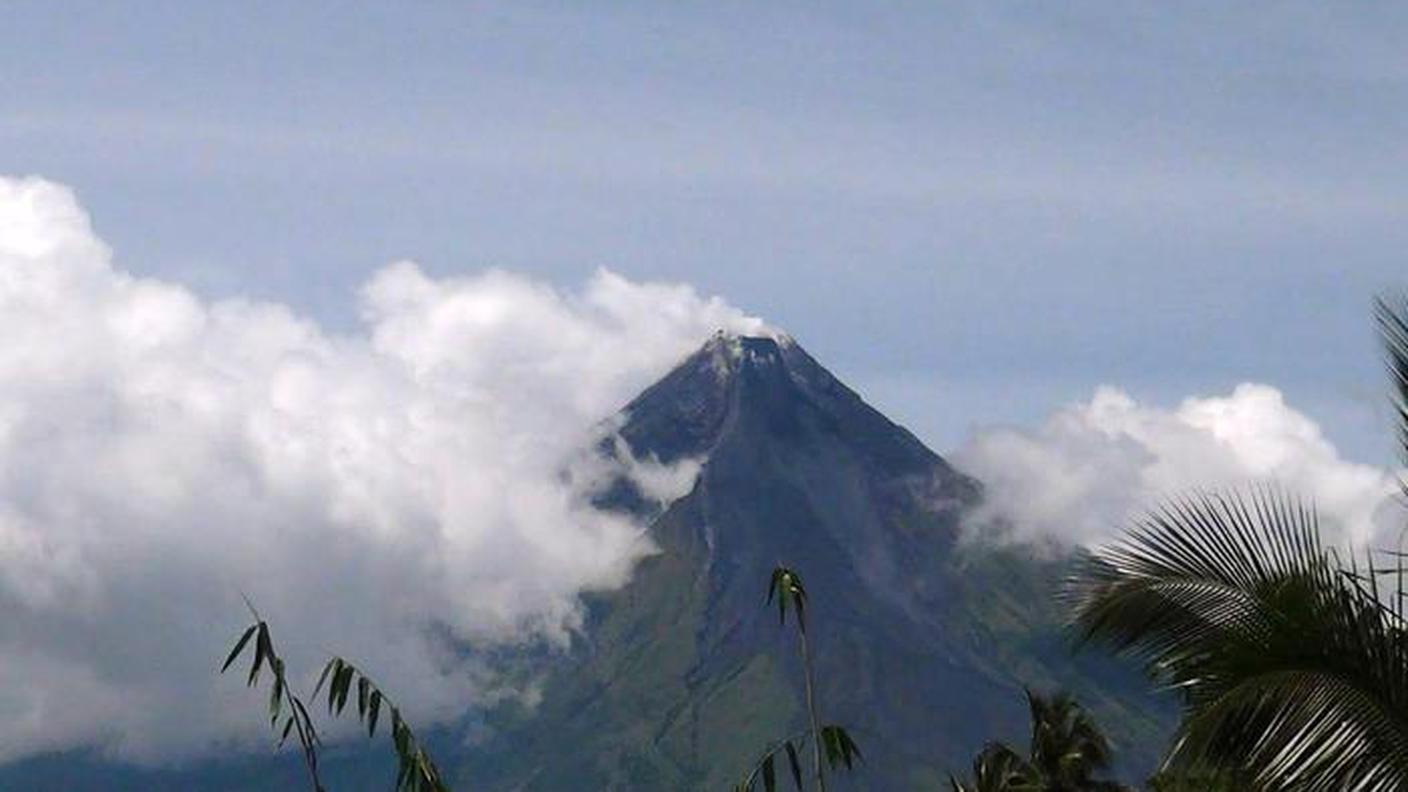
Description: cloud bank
956,385,1402,549
0,175,766,763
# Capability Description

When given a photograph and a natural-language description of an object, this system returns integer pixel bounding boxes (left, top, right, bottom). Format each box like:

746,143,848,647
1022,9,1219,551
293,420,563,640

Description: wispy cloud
956,384,1402,549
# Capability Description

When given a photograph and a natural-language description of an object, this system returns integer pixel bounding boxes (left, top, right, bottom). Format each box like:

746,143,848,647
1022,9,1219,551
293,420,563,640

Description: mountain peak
600,329,980,613
613,330,971,503
695,329,795,378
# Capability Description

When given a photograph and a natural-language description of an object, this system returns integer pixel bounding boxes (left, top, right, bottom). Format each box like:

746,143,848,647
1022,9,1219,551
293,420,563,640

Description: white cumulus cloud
0,175,767,763
955,384,1402,548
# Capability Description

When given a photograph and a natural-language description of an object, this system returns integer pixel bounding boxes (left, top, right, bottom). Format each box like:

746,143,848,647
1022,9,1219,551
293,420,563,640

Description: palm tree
1066,297,1408,791
951,742,1041,792
1025,691,1127,791
732,566,861,792
950,689,1128,791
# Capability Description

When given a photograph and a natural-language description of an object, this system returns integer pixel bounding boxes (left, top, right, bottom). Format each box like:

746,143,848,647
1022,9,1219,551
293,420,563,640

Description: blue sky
4,1,1405,462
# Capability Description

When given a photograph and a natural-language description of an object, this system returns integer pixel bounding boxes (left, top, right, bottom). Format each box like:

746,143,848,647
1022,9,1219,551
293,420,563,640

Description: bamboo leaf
221,624,257,673
820,725,860,771
332,664,355,715
247,623,271,687
313,657,338,699
368,690,383,737
784,740,804,790
268,658,285,721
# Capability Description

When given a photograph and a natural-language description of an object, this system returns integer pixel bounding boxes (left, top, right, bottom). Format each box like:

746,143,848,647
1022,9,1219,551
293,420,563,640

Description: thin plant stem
797,614,826,792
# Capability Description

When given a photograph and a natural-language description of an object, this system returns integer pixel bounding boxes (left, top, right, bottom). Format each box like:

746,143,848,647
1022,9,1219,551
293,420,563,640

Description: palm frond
950,690,1128,791
1025,689,1123,789
1375,295,1408,468
1068,487,1408,789
949,741,1039,792
1169,669,1408,790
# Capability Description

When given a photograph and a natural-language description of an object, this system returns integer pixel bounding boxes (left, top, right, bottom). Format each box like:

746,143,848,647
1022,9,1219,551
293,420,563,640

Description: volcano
465,333,1170,790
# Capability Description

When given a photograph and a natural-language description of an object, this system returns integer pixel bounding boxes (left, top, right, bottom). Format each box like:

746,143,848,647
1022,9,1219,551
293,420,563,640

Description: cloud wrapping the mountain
956,384,1402,548
0,175,765,763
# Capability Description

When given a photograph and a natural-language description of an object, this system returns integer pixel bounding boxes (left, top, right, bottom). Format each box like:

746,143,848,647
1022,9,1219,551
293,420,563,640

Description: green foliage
1064,296,1408,790
732,725,862,792
314,657,450,792
948,689,1128,791
1023,690,1121,789
818,725,862,772
768,566,808,632
1068,488,1408,789
221,604,450,792
220,602,327,792
733,566,860,791
949,742,1040,792
1375,295,1408,468
733,731,807,792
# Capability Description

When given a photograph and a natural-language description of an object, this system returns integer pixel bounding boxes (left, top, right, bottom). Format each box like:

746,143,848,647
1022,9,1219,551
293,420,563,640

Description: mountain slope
465,333,1171,790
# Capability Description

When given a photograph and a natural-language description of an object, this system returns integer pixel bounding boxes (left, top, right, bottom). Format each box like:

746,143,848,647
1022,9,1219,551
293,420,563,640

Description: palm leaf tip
1375,294,1408,467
